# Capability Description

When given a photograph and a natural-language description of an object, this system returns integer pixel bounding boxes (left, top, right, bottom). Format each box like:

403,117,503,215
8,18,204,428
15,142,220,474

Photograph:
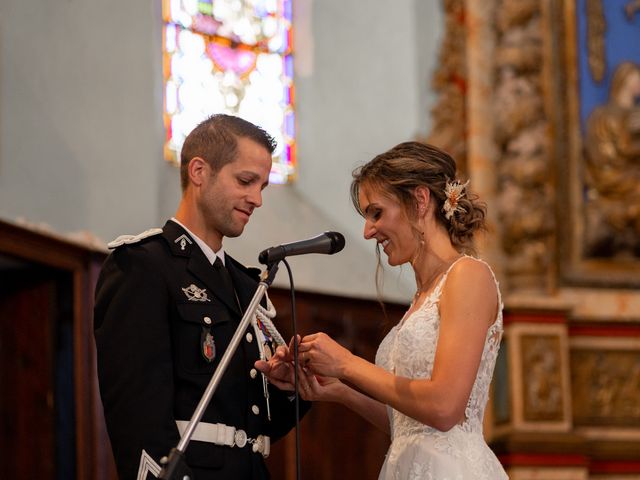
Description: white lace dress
376,257,508,480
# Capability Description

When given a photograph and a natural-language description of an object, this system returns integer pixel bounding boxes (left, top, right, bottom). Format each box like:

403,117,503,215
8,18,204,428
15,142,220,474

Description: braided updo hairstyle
350,141,487,253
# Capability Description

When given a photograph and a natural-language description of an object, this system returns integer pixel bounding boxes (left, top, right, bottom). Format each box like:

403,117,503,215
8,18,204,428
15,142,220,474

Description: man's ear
414,186,431,217
187,157,208,187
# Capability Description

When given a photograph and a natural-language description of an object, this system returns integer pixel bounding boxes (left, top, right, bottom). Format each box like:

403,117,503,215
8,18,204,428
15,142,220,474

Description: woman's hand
297,332,354,378
297,368,346,403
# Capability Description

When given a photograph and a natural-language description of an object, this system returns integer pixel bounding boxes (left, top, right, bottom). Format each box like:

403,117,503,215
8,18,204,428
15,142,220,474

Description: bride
257,141,508,479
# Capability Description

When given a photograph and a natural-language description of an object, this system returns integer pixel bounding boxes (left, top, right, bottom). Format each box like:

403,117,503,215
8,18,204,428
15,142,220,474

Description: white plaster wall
0,0,443,302
0,0,165,236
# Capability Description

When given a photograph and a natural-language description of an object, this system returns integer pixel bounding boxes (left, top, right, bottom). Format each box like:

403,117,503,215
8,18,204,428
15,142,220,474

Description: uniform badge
174,234,193,251
182,284,210,302
201,328,216,362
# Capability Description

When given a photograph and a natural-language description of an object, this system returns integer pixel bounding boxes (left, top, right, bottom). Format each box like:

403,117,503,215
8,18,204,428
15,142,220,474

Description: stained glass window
162,0,295,184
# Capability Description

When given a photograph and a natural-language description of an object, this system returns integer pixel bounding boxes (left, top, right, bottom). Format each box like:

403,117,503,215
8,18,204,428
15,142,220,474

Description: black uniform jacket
94,220,309,480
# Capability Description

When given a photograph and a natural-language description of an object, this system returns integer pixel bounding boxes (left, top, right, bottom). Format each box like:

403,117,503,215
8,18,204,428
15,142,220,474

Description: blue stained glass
277,25,287,53
285,111,294,139
284,0,292,22
285,55,293,80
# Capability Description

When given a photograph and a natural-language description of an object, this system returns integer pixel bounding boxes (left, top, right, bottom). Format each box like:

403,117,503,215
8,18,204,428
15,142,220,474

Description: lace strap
472,257,503,310
429,255,502,307
429,254,470,302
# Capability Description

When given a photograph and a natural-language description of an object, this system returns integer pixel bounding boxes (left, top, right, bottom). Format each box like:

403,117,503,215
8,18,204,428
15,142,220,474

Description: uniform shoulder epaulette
107,228,163,249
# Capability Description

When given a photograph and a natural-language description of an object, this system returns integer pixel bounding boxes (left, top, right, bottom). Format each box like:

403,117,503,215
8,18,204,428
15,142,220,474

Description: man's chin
223,225,246,239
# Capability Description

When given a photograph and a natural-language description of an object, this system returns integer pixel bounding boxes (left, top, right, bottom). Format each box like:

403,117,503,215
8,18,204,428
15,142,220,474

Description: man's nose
249,188,263,208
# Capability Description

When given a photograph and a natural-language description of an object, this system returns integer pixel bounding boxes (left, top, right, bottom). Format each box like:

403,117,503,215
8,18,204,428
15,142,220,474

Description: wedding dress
376,256,508,480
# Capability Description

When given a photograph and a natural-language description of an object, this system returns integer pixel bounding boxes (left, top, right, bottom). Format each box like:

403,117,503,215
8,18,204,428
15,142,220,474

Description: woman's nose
363,220,375,240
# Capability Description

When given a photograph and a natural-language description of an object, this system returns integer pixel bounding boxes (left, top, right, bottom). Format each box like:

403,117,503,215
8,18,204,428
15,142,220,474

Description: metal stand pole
158,263,279,480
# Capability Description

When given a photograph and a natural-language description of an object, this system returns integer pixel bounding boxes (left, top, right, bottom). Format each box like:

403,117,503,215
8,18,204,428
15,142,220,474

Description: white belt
175,420,270,458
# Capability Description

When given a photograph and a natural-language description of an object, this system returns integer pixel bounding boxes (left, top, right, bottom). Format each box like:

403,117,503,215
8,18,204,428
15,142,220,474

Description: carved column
493,0,555,294
464,0,505,280
426,0,468,169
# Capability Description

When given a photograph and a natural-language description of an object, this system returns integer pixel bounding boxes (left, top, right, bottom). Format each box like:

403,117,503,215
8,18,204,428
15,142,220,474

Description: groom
94,114,310,480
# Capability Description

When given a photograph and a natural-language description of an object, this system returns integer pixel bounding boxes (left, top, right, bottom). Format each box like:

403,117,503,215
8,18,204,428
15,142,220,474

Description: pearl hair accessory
442,179,470,220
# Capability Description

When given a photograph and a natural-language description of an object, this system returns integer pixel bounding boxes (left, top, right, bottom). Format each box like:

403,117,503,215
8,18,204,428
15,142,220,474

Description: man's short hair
179,114,277,191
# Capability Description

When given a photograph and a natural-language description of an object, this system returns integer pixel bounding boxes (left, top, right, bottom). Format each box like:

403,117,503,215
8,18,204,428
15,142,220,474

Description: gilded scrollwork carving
521,335,564,421
583,62,640,258
495,0,539,32
586,0,606,83
426,0,467,170
494,70,544,145
499,125,554,279
494,0,553,291
571,349,640,425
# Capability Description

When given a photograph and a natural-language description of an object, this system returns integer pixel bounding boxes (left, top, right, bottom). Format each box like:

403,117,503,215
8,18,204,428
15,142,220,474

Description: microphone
258,231,346,265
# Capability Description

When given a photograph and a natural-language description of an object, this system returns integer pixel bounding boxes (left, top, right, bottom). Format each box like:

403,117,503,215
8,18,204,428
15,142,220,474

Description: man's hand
255,344,296,391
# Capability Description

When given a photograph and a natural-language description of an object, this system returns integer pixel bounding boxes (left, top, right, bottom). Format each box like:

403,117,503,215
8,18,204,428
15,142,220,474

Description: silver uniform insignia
136,449,161,479
174,234,193,251
182,284,211,302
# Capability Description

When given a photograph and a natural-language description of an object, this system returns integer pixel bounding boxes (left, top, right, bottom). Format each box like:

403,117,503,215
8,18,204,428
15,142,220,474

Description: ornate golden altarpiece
427,0,640,478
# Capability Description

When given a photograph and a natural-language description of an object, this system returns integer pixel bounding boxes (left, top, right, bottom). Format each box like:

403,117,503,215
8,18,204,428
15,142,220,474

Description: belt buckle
234,429,248,448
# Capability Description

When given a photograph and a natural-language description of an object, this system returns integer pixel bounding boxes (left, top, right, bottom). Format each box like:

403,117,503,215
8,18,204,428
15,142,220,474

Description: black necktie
214,256,239,308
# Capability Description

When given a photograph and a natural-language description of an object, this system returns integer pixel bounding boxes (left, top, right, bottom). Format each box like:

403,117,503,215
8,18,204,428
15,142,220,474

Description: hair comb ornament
442,179,470,220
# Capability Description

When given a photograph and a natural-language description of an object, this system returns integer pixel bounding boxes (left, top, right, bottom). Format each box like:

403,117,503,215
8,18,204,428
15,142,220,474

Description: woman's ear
187,157,208,187
414,186,431,217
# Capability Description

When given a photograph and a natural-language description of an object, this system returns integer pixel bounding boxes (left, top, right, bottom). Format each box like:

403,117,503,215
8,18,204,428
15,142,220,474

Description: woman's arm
299,258,498,431
300,373,390,434
255,344,390,433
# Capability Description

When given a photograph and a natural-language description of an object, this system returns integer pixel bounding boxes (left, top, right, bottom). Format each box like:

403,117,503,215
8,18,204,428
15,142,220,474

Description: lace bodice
375,256,503,440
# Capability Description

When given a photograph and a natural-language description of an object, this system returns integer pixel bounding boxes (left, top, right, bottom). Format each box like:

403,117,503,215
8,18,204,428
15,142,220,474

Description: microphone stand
158,262,280,480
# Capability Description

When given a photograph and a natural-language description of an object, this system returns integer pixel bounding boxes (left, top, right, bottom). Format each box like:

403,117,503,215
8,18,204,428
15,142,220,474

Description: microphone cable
281,259,302,480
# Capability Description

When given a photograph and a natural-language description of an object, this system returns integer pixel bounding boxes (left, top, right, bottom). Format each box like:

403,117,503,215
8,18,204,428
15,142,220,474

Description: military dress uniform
94,220,308,480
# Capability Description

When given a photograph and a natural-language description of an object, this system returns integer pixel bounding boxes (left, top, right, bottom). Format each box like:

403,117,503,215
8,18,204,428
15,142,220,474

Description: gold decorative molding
496,322,573,434
493,0,554,293
586,0,606,83
522,335,564,421
570,337,640,428
507,467,589,480
426,0,468,172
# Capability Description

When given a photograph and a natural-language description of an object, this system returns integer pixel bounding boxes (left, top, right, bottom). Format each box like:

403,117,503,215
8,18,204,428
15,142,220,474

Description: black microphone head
258,231,346,265
258,246,279,265
324,231,346,254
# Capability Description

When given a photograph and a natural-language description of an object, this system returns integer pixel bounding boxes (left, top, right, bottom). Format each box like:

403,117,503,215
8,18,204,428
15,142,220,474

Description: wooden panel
0,219,112,480
0,270,56,480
